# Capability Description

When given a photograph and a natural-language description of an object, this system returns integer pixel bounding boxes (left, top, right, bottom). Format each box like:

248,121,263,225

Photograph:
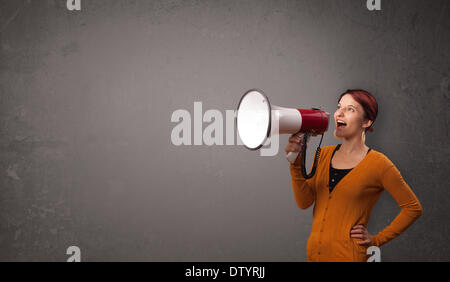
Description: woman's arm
372,164,423,247
286,134,316,210
289,163,316,210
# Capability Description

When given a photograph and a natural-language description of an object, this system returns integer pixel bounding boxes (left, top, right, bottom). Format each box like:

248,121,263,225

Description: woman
285,89,423,262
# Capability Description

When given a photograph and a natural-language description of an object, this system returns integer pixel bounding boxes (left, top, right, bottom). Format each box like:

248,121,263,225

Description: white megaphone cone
236,89,330,164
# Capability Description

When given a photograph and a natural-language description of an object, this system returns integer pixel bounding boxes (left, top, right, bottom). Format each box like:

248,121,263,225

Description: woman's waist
310,219,369,241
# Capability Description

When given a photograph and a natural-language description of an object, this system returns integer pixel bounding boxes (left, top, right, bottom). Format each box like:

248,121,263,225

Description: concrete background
0,0,449,261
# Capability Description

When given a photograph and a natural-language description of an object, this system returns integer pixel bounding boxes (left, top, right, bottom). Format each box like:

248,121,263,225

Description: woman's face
334,94,372,139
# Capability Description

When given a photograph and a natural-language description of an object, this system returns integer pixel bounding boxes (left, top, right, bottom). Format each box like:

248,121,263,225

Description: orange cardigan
289,145,423,262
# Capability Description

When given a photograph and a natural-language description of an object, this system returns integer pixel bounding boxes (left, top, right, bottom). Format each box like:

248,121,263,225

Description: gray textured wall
0,0,449,261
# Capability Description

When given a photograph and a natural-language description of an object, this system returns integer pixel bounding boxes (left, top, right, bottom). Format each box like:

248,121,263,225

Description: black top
329,144,371,193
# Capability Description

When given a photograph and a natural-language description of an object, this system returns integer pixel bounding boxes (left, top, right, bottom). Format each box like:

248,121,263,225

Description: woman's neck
340,134,368,155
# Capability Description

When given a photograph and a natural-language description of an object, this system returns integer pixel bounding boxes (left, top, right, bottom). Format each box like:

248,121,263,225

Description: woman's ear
363,119,373,130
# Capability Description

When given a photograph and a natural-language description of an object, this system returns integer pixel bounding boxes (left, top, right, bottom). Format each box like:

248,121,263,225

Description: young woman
285,89,423,262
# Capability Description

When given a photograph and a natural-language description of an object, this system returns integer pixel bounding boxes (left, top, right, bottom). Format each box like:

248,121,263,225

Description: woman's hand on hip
350,225,374,246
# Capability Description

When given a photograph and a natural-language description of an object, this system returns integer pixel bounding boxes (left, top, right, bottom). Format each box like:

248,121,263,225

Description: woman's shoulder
367,148,396,170
319,145,339,161
319,145,337,156
321,144,338,152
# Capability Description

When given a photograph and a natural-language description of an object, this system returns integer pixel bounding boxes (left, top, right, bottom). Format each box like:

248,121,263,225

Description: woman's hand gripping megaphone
285,131,319,165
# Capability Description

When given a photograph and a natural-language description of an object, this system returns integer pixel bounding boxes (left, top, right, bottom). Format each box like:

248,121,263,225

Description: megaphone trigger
292,131,311,143
286,131,312,164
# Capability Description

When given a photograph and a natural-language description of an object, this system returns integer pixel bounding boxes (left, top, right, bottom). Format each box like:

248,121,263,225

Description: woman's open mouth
336,120,347,129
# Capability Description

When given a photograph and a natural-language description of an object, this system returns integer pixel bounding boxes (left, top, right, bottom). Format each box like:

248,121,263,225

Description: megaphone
236,89,330,179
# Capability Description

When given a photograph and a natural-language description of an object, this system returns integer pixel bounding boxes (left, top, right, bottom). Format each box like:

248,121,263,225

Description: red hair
338,89,378,133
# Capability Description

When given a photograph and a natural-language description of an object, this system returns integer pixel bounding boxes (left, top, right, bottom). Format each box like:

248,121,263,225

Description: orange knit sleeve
372,163,423,247
289,162,317,210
